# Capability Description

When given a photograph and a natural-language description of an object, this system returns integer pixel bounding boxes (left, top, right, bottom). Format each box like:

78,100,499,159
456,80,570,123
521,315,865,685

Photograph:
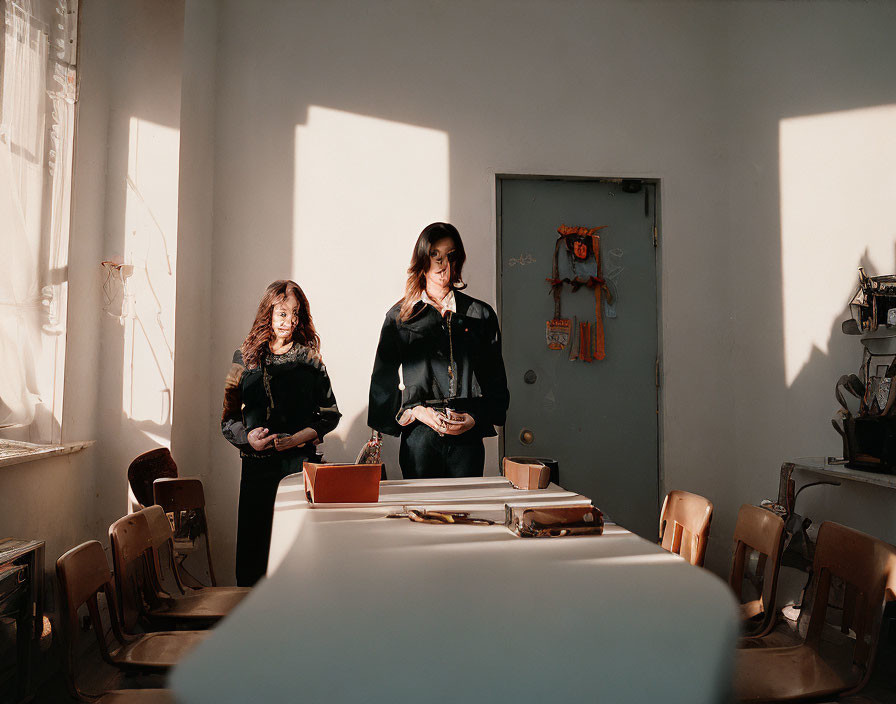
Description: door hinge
653,226,658,248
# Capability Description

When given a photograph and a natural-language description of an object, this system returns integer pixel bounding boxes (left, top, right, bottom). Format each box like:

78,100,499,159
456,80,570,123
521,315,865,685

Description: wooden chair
109,511,231,630
153,477,218,587
127,449,177,511
55,540,205,677
659,489,713,567
735,521,896,702
143,505,249,615
728,504,785,639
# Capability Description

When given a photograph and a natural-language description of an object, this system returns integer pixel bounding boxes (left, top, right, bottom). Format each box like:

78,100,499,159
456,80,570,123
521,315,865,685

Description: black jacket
368,291,509,438
222,344,341,458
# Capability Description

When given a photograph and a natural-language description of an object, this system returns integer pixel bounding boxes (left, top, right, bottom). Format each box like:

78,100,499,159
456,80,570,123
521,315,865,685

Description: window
0,0,78,449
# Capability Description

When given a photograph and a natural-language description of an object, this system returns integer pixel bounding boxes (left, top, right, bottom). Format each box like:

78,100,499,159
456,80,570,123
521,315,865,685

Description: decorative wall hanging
546,224,613,360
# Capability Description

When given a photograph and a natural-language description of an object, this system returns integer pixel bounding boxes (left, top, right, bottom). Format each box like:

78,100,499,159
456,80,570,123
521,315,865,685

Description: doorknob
519,428,534,445
523,369,537,384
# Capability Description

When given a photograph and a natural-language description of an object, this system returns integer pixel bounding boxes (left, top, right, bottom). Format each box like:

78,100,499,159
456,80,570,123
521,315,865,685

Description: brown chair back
153,477,217,586
109,511,160,632
728,504,785,637
56,541,131,698
659,489,713,567
804,521,896,688
143,504,188,595
127,448,178,509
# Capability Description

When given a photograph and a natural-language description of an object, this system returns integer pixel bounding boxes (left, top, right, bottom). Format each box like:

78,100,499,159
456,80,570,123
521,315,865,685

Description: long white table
171,475,738,703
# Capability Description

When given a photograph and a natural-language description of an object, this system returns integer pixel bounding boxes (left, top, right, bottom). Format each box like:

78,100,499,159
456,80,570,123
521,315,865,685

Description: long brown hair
240,280,319,369
398,222,467,321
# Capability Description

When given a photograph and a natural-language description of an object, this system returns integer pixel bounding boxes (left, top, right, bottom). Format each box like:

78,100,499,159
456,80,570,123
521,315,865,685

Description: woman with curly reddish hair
222,280,340,586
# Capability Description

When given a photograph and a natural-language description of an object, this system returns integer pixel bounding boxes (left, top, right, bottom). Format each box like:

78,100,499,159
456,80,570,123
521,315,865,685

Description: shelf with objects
832,267,896,474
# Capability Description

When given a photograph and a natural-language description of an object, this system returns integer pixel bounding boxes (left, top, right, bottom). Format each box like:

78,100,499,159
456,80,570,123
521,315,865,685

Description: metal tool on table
385,509,496,525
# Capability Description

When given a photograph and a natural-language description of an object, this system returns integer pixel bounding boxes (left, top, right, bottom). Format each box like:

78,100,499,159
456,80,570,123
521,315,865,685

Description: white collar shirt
420,289,457,314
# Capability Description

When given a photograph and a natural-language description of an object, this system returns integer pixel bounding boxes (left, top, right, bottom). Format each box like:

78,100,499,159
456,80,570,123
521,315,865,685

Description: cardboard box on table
303,462,382,503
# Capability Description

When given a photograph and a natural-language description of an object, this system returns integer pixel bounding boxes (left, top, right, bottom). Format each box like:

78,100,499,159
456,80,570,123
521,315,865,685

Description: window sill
0,440,94,469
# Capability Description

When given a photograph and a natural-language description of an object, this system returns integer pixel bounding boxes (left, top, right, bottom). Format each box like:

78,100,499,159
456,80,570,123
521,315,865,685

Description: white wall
203,0,896,580
171,0,218,506
92,0,185,536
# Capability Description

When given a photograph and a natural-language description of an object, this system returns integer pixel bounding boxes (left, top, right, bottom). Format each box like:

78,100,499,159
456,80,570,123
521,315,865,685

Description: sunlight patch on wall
294,107,448,457
122,116,179,433
780,104,896,386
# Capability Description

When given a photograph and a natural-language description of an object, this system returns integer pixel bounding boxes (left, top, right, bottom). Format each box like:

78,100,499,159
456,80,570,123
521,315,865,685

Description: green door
498,177,659,538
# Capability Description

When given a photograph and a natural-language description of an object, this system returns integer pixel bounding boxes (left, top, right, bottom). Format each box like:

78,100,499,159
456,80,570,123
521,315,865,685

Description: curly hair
398,222,467,321
240,280,320,369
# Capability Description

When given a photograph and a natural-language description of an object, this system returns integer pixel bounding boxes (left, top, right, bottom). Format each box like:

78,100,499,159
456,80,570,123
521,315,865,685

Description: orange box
303,462,382,504
502,458,551,490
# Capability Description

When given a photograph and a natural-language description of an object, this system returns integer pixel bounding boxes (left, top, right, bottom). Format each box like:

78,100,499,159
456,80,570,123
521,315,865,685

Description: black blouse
368,290,509,438
222,344,341,458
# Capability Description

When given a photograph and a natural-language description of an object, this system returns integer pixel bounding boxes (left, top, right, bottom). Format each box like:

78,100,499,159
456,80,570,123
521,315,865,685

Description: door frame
494,173,665,514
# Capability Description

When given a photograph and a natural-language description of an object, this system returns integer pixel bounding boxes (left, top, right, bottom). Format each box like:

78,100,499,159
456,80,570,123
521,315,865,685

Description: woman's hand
410,406,447,433
441,412,475,436
274,427,318,451
409,407,475,436
247,427,275,451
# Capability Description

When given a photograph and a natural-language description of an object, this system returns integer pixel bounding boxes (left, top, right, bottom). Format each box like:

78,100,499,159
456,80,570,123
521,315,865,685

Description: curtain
0,0,77,439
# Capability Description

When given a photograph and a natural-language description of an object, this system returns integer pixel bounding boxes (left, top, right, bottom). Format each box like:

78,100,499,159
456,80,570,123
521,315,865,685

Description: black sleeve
470,305,510,430
368,312,403,436
309,365,341,438
221,349,250,451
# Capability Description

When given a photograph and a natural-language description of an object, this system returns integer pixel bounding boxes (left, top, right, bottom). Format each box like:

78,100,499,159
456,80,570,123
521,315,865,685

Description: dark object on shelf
0,538,44,704
845,267,896,333
841,416,896,474
834,269,896,473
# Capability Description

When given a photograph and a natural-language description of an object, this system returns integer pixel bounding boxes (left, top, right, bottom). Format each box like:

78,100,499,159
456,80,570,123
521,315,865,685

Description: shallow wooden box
502,458,551,490
303,462,382,504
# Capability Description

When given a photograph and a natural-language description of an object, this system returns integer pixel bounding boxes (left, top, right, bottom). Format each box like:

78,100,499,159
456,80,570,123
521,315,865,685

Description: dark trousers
399,423,485,479
236,454,303,587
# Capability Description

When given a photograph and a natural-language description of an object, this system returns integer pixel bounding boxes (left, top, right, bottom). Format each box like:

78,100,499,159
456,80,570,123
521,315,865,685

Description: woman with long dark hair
368,222,509,478
222,280,340,586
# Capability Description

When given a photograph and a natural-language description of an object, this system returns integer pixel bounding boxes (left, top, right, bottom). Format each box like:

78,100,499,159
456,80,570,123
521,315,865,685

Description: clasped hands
400,406,475,436
247,426,319,452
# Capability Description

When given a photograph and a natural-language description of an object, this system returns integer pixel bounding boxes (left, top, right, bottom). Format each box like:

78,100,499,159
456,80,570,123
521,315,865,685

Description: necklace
446,310,457,397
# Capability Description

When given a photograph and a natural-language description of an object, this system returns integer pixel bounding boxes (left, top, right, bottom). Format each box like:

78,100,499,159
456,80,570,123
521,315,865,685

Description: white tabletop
171,475,738,704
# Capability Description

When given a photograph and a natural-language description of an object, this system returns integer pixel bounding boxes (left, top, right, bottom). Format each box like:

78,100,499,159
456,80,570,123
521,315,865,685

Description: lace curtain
0,0,77,441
